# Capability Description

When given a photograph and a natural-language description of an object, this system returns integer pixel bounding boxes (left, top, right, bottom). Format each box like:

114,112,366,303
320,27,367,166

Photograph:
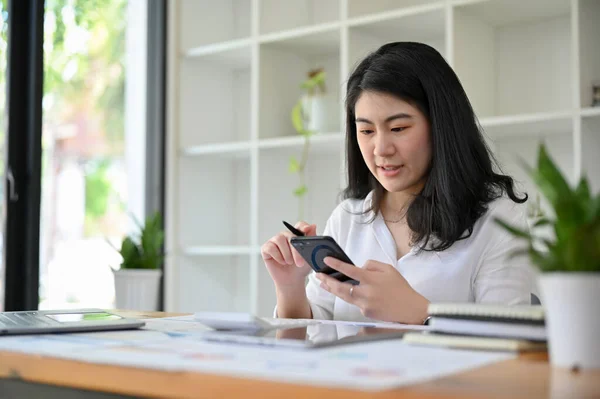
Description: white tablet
200,323,409,349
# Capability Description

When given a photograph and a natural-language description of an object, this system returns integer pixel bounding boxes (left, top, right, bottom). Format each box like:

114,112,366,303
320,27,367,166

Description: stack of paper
403,304,547,352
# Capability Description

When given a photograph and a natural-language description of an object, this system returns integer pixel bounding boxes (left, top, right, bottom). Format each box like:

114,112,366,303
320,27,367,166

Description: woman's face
354,91,432,195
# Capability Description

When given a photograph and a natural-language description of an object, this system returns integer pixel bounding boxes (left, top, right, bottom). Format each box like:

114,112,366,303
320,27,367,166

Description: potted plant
495,144,600,369
111,211,164,311
300,67,328,132
289,68,327,220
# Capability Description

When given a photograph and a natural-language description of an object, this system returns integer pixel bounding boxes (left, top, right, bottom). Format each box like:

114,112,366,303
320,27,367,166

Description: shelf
453,0,571,118
581,107,600,119
167,0,600,315
258,151,343,244
177,255,251,313
480,111,573,139
259,132,343,153
179,0,251,50
493,132,575,188
348,0,442,19
179,56,251,146
348,1,444,27
259,28,341,139
578,0,600,109
183,246,259,256
181,141,251,159
260,23,341,57
581,113,600,194
180,134,344,158
178,157,250,248
184,39,252,70
348,7,446,69
259,0,340,35
454,0,570,27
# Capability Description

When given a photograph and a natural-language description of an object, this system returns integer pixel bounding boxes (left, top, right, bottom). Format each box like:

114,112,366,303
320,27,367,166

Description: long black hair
343,42,526,251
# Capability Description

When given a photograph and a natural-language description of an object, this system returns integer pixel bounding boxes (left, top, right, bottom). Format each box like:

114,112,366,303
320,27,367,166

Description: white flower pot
302,94,330,133
113,269,162,311
538,273,600,369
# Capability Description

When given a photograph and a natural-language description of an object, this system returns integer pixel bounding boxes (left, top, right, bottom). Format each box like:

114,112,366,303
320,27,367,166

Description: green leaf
529,245,561,272
299,129,315,138
494,217,533,240
531,144,573,210
500,144,600,273
116,211,165,270
139,212,164,269
590,194,600,221
530,146,589,233
575,175,591,202
85,159,112,219
291,102,304,133
566,223,600,272
300,80,315,90
293,185,308,198
301,71,326,90
308,70,326,86
526,195,545,219
119,236,142,269
506,247,531,260
533,218,551,228
289,156,300,173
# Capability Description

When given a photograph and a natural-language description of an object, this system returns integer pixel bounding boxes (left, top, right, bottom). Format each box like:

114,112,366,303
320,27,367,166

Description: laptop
200,323,409,349
0,309,145,335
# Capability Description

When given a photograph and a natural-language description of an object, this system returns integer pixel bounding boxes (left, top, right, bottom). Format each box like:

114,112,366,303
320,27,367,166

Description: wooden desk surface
1,311,599,399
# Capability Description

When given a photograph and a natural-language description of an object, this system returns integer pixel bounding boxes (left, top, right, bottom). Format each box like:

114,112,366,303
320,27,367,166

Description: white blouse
306,191,538,322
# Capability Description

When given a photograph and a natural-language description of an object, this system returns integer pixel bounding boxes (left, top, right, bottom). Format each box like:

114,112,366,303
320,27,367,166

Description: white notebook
428,318,546,341
425,303,546,342
428,303,545,323
403,332,547,352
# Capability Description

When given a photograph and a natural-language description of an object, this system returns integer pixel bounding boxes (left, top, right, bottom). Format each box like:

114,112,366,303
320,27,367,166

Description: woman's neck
382,191,413,213
382,176,426,210
381,191,413,222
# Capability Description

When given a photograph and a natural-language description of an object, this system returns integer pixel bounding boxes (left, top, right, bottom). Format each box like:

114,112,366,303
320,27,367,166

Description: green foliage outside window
85,158,112,223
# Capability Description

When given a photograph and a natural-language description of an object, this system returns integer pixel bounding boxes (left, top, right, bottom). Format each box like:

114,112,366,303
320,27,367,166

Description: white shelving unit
166,0,600,315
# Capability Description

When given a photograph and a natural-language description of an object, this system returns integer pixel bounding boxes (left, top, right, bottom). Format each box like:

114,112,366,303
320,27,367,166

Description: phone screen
291,236,359,285
46,312,123,323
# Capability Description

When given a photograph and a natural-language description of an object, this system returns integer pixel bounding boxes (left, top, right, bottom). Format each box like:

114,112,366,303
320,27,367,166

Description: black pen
283,221,305,236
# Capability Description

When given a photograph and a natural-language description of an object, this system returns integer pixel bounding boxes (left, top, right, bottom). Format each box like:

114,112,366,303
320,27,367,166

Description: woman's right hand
261,221,317,289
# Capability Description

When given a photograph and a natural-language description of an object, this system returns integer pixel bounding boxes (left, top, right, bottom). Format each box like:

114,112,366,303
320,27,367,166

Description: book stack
403,303,547,352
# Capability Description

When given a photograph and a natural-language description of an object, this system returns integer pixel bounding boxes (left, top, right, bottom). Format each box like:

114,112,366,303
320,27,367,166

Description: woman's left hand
315,257,430,324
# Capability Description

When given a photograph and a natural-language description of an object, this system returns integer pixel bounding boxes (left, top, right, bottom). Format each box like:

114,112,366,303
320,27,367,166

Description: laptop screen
46,312,123,323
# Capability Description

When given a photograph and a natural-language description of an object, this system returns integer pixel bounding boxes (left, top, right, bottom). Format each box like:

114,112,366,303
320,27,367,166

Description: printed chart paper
0,316,514,391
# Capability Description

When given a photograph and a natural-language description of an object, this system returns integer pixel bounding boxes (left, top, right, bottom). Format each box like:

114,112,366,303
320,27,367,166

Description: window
39,0,147,309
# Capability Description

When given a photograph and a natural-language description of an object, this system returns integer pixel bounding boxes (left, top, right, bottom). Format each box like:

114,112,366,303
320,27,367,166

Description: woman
261,42,536,325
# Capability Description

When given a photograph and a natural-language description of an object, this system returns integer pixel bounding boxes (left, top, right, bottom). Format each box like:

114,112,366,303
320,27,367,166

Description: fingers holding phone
290,236,359,285
294,221,317,237
290,221,317,266
260,221,316,288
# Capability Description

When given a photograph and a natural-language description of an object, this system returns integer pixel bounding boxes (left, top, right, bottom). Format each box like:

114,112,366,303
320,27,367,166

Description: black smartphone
290,236,359,285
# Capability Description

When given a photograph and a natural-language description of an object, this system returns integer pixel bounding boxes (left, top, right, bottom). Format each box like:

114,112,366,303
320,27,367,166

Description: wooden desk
1,311,599,399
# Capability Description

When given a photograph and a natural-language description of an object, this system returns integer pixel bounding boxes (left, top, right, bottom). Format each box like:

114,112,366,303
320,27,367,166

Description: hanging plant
289,68,326,220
